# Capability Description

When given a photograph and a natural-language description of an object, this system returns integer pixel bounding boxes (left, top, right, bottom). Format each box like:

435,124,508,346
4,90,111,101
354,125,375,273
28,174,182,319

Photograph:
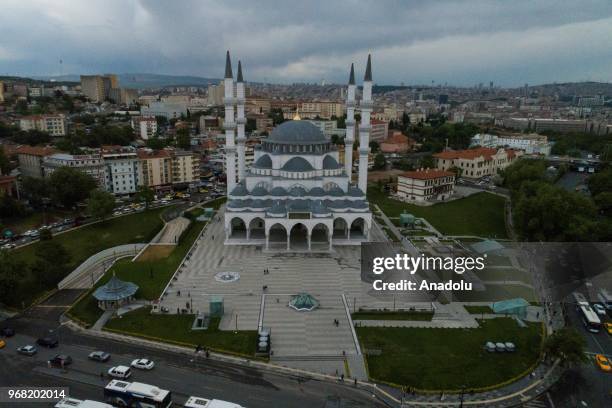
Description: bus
103,380,172,408
572,291,589,308
184,396,245,408
578,304,601,333
55,398,114,408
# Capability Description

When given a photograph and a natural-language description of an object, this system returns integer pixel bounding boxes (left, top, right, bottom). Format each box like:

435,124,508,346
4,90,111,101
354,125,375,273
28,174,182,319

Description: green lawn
68,220,205,326
464,305,493,314
11,208,166,308
352,311,433,321
357,318,542,390
368,187,507,238
105,306,257,357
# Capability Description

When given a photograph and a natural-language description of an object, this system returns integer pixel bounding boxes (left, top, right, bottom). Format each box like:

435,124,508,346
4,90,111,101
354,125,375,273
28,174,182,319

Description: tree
543,328,588,367
0,251,26,306
48,167,97,208
502,159,547,194
369,140,380,153
587,168,612,197
31,240,70,288
0,148,10,174
146,137,166,150
87,190,116,221
419,155,435,169
14,99,29,115
39,228,53,241
136,185,155,209
176,128,191,150
20,177,51,209
373,153,387,170
0,194,24,218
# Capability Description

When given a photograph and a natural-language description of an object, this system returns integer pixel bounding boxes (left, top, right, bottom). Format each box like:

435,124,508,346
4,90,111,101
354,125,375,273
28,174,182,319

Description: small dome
254,154,272,168
230,183,248,196
268,200,287,215
322,155,341,169
227,199,246,208
350,200,369,209
328,186,345,196
308,187,326,197
348,186,365,197
287,199,310,212
268,121,326,144
250,199,266,208
251,186,268,196
311,200,330,215
281,157,314,172
289,186,307,197
270,186,287,196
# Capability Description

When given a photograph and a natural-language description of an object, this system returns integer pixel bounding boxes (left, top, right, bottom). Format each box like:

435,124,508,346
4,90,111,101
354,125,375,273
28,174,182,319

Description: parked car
16,345,37,356
1,327,15,337
0,339,6,349
88,351,111,362
36,337,59,348
107,365,132,379
131,358,155,370
49,354,72,367
605,322,612,335
592,303,607,317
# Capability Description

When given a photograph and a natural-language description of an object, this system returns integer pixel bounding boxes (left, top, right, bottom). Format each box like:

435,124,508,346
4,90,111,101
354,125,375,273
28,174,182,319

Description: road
0,314,388,408
552,303,612,407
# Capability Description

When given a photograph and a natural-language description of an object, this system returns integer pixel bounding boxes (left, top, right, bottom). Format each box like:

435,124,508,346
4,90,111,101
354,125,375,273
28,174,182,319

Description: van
107,365,132,379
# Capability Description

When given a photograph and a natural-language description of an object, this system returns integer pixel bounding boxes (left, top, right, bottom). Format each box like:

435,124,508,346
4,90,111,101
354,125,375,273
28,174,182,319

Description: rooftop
267,120,327,145
400,169,455,180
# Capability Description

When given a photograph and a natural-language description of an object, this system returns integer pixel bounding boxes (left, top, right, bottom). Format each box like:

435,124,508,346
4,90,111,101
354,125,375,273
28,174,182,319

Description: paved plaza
157,207,440,376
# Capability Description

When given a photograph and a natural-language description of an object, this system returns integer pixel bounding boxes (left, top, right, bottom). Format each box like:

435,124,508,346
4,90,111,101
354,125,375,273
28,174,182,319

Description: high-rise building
80,74,121,103
102,146,140,195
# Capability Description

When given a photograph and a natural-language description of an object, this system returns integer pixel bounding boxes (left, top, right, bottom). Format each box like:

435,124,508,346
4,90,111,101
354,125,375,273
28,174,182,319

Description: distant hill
31,73,220,89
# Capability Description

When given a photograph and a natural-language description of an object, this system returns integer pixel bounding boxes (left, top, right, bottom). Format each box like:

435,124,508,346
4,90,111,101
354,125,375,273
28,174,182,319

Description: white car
592,303,607,317
108,365,132,379
131,358,155,370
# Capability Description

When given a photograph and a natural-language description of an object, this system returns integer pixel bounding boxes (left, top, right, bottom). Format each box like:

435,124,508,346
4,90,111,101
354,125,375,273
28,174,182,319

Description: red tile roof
433,147,501,161
14,145,58,157
137,149,171,159
400,169,455,180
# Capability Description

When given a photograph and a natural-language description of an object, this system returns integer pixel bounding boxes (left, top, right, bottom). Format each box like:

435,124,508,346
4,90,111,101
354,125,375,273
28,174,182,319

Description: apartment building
132,117,158,140
81,75,109,103
171,150,201,186
42,153,106,187
397,169,455,203
434,147,522,180
369,119,389,142
298,101,344,119
471,133,551,156
141,101,187,119
101,146,140,195
19,115,66,137
0,80,4,102
15,145,58,178
137,149,173,189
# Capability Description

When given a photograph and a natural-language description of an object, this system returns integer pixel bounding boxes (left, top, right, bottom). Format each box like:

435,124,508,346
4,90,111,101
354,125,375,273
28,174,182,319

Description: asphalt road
553,304,612,407
0,315,388,408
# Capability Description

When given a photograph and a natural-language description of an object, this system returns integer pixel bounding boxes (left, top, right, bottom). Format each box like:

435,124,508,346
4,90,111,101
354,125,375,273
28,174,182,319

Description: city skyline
2,0,612,86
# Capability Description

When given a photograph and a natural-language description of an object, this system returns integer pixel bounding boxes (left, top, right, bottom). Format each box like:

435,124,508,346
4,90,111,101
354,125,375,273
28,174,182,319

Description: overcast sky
2,0,612,86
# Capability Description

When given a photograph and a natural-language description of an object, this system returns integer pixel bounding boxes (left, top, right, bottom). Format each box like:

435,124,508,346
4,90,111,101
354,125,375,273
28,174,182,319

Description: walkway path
155,216,191,244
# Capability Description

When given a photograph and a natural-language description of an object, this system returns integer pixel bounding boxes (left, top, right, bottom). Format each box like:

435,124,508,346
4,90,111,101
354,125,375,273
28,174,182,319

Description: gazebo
288,293,319,312
92,274,139,311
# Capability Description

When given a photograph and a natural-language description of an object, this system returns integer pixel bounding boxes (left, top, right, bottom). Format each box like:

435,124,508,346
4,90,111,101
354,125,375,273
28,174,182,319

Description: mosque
223,51,373,251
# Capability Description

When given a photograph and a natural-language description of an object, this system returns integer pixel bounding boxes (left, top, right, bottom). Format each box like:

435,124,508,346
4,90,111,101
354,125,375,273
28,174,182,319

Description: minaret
236,60,246,181
223,51,237,193
358,54,372,193
344,63,356,182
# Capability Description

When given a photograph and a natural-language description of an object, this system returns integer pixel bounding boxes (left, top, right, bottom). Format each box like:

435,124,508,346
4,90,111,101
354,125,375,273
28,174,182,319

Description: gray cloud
1,0,611,85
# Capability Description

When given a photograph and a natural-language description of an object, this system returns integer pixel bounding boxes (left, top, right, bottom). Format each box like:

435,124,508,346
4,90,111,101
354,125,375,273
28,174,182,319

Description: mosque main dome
267,121,327,144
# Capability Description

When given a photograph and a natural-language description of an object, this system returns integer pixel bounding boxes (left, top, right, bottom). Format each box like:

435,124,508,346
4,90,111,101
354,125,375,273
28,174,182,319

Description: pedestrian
354,378,358,387
340,373,344,382
100,371,104,380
